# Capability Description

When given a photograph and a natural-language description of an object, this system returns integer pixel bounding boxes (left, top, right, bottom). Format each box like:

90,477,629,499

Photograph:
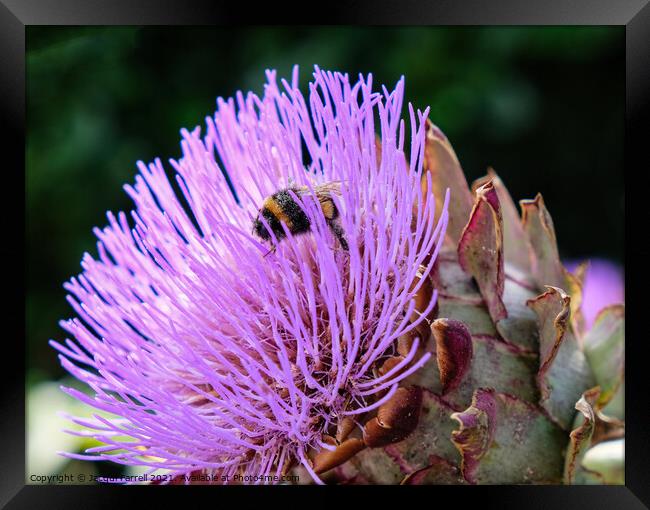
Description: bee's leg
327,221,349,251
263,244,277,258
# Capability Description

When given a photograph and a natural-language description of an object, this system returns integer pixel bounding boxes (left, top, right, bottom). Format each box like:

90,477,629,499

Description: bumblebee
252,182,349,251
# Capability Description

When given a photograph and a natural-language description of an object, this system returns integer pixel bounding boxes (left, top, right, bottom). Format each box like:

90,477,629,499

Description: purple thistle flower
50,67,449,484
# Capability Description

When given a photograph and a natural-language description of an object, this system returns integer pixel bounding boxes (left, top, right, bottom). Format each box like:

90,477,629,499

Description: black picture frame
3,1,647,508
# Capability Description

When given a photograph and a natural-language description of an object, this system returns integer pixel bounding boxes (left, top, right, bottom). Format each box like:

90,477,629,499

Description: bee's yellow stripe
320,199,335,220
263,198,294,230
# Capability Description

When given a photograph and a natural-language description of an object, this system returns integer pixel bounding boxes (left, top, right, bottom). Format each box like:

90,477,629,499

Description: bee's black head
252,208,282,241
252,216,270,241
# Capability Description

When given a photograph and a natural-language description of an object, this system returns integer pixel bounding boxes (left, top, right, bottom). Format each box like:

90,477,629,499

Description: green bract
305,122,624,485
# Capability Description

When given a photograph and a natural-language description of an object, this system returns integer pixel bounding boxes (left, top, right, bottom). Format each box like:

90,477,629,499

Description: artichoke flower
52,67,624,485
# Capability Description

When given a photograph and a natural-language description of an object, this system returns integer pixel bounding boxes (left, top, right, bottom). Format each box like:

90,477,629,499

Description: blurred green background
26,27,624,480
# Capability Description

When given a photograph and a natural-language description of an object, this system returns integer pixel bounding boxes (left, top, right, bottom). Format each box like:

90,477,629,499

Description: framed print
2,0,647,507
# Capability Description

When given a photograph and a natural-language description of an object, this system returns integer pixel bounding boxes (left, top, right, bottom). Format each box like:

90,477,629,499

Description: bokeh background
26,26,624,481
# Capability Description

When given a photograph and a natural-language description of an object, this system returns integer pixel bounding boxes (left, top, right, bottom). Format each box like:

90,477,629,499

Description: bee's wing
293,181,342,199
312,181,343,202
292,182,343,222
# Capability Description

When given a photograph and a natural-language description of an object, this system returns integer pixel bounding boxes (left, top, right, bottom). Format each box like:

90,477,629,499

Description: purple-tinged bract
51,67,449,484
